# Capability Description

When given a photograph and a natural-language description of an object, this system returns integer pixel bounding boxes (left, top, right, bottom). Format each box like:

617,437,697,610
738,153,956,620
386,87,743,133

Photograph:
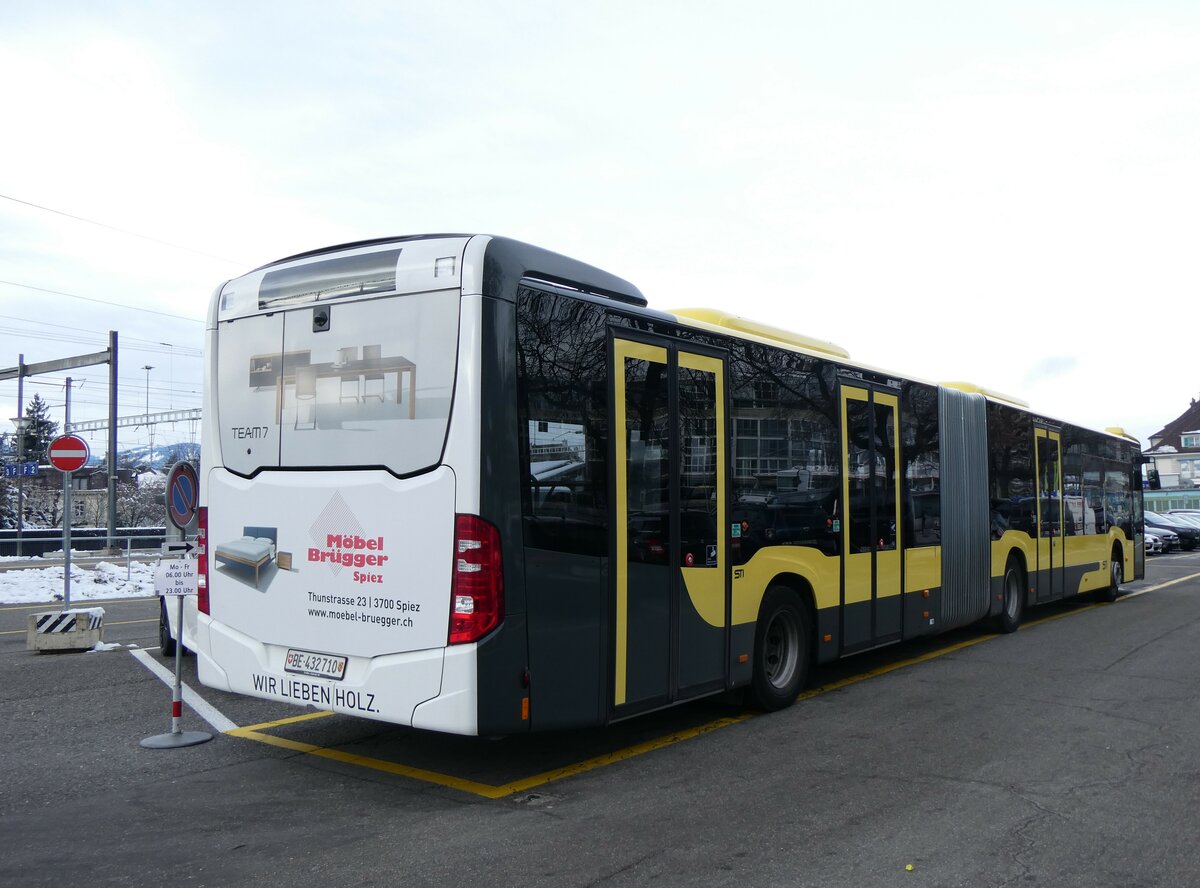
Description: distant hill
86,441,201,471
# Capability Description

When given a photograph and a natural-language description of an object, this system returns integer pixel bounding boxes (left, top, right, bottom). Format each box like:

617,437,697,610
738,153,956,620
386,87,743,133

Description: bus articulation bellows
193,235,1145,735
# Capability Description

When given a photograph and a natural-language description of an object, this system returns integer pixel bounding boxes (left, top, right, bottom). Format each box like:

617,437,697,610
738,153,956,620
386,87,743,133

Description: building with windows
1144,397,1200,510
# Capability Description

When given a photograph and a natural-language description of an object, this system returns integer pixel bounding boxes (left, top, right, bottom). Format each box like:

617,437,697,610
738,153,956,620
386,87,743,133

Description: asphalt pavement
2,554,1199,887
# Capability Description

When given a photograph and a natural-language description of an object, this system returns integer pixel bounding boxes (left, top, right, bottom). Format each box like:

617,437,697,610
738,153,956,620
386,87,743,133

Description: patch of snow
0,561,158,604
89,641,125,652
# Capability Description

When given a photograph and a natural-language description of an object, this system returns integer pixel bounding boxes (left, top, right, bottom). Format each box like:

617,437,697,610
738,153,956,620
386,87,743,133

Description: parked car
1144,532,1164,555
1145,511,1198,551
1157,529,1180,552
1164,511,1200,531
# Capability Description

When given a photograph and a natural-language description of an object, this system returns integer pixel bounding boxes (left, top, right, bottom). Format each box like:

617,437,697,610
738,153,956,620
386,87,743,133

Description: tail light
196,506,209,615
449,514,503,644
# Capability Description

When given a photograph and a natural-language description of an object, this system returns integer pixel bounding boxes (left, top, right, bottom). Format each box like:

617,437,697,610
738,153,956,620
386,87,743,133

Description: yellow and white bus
193,234,1145,735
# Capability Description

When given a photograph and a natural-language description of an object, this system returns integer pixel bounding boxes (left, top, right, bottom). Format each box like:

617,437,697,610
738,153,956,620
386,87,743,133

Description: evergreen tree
0,472,14,529
22,394,58,459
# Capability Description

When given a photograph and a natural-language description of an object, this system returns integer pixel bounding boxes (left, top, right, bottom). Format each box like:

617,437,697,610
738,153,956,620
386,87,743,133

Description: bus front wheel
1096,546,1123,603
749,585,812,711
995,559,1025,634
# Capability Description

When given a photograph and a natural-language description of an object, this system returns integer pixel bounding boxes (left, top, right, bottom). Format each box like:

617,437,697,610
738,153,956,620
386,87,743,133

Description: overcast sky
2,1,1198,459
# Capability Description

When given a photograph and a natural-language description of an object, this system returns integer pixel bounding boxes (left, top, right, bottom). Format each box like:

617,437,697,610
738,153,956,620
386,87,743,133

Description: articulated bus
194,234,1145,735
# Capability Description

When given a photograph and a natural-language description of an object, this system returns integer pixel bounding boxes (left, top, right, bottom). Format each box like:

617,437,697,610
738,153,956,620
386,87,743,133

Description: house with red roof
1145,398,1200,489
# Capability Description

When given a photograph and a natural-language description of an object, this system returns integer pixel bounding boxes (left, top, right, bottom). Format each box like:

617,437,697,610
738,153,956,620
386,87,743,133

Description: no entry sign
47,434,89,473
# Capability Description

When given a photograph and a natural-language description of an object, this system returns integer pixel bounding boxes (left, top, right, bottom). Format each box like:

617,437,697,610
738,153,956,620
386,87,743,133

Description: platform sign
47,435,89,473
165,461,199,530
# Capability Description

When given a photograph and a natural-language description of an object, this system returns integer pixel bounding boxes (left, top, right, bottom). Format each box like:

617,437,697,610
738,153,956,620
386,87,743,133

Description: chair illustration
295,365,317,430
339,346,361,403
363,344,385,402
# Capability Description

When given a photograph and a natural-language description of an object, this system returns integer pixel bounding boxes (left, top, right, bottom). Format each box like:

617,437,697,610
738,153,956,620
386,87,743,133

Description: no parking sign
165,462,199,530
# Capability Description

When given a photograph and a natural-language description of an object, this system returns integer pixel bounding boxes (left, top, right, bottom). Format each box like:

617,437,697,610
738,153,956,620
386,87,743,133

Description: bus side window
516,288,610,557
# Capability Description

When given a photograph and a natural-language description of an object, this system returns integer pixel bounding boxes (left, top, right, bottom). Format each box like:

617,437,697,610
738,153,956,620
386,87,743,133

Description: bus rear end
195,235,494,735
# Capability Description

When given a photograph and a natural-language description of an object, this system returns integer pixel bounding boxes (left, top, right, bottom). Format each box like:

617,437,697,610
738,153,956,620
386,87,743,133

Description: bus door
1034,428,1065,602
839,384,902,652
612,334,729,717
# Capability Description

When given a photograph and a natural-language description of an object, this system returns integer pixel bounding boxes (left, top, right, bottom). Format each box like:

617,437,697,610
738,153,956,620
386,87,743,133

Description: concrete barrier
26,608,105,652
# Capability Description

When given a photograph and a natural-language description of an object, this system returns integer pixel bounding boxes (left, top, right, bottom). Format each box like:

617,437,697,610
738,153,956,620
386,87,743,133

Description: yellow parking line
489,714,753,799
228,726,517,797
223,575,1187,799
228,712,753,800
797,602,1103,699
237,711,335,732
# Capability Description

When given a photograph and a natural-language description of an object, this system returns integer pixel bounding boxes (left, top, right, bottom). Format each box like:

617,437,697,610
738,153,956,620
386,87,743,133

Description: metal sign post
1,333,120,550
48,418,90,611
142,557,211,749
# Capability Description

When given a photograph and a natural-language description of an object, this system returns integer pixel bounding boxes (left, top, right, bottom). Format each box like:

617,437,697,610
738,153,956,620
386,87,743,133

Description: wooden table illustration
249,351,417,424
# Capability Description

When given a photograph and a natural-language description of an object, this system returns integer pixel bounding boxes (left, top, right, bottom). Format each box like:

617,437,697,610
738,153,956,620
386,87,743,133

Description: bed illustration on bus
213,527,278,588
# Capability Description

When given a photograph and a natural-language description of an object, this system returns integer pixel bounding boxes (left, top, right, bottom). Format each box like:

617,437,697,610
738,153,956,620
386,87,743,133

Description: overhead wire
0,330,202,359
0,193,217,455
0,279,205,323
0,193,250,267
0,315,203,354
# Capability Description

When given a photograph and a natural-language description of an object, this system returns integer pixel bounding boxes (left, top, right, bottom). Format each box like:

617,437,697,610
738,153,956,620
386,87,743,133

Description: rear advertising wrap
207,468,455,660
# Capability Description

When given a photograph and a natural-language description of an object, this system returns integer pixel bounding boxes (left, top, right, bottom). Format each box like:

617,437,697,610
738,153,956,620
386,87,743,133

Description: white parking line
130,648,239,733
1120,569,1200,600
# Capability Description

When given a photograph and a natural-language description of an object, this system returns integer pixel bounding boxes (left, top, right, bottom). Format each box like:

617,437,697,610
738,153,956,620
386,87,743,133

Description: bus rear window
217,290,460,475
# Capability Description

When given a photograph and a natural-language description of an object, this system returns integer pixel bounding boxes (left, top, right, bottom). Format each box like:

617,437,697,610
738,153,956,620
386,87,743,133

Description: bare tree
115,475,166,527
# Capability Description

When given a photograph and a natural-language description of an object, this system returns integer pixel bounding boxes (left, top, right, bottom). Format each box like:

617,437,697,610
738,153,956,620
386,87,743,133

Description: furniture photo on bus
212,528,278,589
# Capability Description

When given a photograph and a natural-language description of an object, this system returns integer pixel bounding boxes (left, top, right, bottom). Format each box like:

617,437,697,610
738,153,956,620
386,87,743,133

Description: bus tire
159,597,176,658
1096,545,1123,603
995,557,1025,634
749,585,812,711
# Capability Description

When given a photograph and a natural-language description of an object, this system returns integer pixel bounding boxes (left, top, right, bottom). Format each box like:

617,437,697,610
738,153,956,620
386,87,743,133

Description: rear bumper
196,614,479,734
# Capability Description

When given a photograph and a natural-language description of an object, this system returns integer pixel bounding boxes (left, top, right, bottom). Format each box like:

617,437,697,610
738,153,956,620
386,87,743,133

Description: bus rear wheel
995,559,1025,634
749,585,812,711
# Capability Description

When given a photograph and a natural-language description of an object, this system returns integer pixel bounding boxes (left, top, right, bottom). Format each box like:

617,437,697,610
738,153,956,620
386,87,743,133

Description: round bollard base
141,730,213,749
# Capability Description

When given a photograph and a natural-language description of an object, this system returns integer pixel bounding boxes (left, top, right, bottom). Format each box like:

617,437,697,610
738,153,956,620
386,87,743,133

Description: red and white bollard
141,593,212,749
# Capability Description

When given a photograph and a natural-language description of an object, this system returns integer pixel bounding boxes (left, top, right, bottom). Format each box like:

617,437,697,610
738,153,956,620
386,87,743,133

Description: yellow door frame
839,384,902,649
612,337,728,710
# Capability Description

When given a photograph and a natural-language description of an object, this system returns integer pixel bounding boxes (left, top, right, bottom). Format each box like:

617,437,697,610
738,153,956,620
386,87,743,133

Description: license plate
284,649,347,681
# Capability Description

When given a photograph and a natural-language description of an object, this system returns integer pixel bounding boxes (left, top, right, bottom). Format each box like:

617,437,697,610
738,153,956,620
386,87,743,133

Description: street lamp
142,365,154,469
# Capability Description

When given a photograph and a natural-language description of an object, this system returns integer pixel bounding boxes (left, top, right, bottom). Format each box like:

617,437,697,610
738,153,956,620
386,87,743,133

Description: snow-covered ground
0,560,158,604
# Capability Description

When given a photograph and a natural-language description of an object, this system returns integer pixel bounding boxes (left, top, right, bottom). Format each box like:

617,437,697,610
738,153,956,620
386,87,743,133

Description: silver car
1154,529,1180,552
